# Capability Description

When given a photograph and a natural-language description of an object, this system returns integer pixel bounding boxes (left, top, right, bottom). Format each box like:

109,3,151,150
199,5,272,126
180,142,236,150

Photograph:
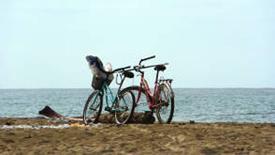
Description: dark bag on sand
86,55,113,90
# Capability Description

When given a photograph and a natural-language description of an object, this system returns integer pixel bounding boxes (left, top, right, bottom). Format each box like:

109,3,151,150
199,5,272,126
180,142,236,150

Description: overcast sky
0,0,274,88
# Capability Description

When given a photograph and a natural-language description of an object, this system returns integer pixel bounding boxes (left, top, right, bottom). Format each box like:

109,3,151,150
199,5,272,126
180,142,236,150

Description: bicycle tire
83,90,103,125
122,86,151,113
155,82,174,124
114,89,135,124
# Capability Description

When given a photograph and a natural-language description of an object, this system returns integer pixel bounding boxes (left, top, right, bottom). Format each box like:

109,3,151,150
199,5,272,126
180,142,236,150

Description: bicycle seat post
155,70,160,85
117,75,126,96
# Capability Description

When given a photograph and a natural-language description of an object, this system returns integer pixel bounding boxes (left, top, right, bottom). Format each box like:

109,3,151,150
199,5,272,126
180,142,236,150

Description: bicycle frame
102,83,116,108
136,69,161,110
101,73,127,111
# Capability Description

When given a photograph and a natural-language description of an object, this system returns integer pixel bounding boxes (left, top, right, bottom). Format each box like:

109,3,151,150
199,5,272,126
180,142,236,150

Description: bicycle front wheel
155,82,174,124
83,90,103,125
114,89,135,124
122,86,150,113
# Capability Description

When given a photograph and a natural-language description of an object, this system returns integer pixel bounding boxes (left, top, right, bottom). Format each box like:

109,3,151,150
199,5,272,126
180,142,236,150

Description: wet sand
0,118,275,154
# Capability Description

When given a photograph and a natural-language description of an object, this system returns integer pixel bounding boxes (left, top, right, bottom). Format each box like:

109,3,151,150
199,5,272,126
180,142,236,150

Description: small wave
0,124,71,129
0,123,103,129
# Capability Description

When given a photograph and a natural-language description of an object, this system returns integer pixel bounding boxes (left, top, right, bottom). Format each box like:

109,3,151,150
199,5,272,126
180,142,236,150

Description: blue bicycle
83,56,135,125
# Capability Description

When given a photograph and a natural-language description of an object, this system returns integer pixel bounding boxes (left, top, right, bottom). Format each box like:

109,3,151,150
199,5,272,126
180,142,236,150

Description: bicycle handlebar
99,65,131,75
112,65,131,73
139,55,156,65
131,63,169,72
143,63,169,69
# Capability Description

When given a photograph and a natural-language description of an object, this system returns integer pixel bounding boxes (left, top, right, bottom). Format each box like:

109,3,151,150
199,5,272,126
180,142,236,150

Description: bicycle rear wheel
114,89,135,124
83,90,103,125
155,82,174,123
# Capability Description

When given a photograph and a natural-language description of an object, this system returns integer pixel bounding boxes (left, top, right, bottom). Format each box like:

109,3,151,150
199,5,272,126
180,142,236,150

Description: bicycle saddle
154,65,166,71
123,71,134,78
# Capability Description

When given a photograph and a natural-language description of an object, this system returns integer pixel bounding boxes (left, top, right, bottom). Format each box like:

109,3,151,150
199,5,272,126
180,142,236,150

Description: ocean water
0,88,275,123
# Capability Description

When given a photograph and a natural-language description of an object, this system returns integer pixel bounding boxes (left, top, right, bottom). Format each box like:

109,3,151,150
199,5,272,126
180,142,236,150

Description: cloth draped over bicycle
86,55,114,89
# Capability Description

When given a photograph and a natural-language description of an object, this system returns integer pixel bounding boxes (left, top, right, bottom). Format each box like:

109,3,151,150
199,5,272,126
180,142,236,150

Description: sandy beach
0,118,274,154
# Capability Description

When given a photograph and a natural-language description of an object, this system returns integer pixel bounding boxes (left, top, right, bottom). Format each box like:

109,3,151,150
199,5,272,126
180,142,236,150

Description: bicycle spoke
114,90,135,124
83,91,103,125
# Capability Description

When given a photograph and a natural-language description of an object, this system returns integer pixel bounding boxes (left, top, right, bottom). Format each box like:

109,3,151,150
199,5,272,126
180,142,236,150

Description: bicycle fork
104,76,126,112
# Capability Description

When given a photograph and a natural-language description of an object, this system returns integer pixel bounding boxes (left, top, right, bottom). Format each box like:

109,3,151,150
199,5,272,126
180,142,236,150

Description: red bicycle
125,56,175,123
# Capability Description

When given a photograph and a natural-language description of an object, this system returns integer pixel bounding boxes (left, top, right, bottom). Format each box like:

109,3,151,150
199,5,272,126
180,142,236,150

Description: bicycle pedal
110,110,116,114
104,106,112,112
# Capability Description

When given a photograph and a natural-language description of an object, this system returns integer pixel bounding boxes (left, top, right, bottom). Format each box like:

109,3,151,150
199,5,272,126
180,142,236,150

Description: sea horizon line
1,87,275,90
